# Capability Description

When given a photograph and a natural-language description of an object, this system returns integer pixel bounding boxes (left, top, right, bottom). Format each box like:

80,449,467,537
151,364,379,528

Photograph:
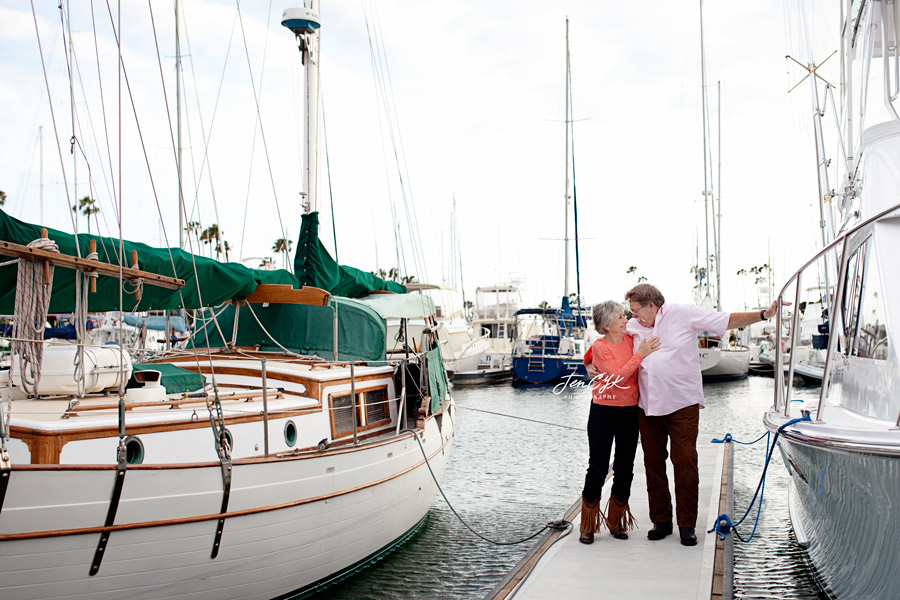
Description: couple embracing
578,283,777,546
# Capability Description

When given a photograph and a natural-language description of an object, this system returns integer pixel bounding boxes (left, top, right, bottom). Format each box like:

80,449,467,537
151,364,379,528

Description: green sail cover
189,297,387,362
0,209,296,313
425,347,448,413
295,212,406,297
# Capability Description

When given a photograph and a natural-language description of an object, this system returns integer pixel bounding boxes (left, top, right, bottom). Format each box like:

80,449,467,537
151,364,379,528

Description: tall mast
800,4,834,314
700,0,711,303
40,125,44,224
176,0,184,248
716,80,722,311
282,5,322,215
68,0,77,235
563,17,571,298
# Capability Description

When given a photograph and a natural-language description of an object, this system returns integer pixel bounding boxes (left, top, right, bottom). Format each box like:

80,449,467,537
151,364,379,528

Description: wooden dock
487,439,734,600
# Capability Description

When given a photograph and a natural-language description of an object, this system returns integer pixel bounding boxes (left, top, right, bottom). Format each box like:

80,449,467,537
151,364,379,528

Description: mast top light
281,8,321,36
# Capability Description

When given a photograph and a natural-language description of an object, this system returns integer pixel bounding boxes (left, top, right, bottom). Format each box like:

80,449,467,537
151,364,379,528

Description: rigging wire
31,1,76,238
144,0,232,416
361,3,407,279
361,1,428,284
89,0,124,252
567,34,582,312
370,3,429,283
236,0,276,264
182,5,239,245
322,101,339,265
232,0,278,258
235,1,288,248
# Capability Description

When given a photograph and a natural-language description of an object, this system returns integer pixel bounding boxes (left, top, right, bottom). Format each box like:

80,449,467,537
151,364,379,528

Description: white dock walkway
488,439,732,600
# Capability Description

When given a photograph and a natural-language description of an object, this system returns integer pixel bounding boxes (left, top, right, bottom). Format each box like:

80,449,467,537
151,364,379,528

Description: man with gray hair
623,283,778,546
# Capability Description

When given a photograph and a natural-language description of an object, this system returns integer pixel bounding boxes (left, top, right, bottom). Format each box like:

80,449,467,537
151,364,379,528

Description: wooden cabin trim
243,284,330,306
0,428,450,542
328,385,394,438
7,423,398,471
10,406,322,465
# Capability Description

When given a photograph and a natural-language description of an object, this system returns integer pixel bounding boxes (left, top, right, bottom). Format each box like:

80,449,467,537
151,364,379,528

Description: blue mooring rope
708,414,812,542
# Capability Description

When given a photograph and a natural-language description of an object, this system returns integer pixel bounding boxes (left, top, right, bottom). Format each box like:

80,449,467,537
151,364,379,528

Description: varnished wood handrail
65,389,285,414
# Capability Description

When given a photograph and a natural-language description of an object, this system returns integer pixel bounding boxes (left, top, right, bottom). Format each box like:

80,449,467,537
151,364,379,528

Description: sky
0,1,841,311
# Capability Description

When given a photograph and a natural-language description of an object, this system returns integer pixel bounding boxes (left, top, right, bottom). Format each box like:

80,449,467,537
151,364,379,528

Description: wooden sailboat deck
487,439,733,600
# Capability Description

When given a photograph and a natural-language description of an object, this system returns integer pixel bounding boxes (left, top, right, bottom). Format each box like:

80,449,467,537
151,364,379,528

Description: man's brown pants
638,404,700,528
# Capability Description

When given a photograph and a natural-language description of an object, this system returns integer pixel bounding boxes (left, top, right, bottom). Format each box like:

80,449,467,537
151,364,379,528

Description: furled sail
0,209,295,313
295,211,406,297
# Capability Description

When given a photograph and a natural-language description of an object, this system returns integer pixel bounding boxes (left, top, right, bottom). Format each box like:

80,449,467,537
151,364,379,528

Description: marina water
329,376,827,599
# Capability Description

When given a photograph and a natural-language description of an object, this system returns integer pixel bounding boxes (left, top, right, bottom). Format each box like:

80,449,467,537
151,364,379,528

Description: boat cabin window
365,387,390,425
842,237,889,360
330,387,391,437
330,393,362,437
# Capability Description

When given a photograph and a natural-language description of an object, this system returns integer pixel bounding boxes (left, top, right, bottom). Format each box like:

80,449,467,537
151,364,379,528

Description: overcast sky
0,1,840,310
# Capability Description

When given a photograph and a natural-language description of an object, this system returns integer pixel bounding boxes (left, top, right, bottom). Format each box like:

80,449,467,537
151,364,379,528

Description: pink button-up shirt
626,303,729,417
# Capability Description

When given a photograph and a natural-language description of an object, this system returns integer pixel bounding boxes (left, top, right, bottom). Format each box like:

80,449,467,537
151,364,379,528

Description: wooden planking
492,443,727,600
711,440,734,600
0,239,184,289
243,284,330,306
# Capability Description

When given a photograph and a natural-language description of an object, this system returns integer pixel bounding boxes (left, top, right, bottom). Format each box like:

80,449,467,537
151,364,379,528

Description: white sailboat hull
767,412,900,599
0,409,454,600
699,346,750,381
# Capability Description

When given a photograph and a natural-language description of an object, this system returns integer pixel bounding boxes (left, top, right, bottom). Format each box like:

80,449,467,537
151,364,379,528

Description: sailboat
694,4,750,382
763,1,900,598
511,18,591,385
0,5,455,599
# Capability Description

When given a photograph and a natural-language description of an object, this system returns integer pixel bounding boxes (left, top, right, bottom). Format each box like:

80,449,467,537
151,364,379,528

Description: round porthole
284,420,298,447
222,428,234,452
124,436,144,465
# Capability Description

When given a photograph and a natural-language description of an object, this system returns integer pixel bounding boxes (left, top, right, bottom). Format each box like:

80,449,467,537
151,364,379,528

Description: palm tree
222,240,231,262
73,196,100,235
0,190,6,205
626,265,642,284
184,221,200,248
272,238,292,269
199,224,220,259
258,257,274,269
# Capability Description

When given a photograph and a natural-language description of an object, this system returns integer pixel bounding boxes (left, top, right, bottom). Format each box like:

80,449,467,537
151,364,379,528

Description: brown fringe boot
579,496,605,544
604,494,637,540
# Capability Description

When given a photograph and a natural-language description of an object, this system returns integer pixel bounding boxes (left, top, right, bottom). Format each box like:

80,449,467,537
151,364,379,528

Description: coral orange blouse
584,334,642,406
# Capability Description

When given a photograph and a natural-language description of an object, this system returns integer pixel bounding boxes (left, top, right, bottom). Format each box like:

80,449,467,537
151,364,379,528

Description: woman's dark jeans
581,403,639,503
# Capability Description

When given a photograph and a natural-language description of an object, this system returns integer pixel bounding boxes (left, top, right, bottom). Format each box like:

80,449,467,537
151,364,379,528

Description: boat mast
716,80,722,312
282,5,322,215
699,0,713,305
68,1,77,235
40,125,44,224
176,0,184,249
800,4,835,315
563,17,571,299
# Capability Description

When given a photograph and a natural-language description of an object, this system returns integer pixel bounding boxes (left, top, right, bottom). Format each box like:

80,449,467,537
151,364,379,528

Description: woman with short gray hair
578,300,660,544
592,300,622,336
